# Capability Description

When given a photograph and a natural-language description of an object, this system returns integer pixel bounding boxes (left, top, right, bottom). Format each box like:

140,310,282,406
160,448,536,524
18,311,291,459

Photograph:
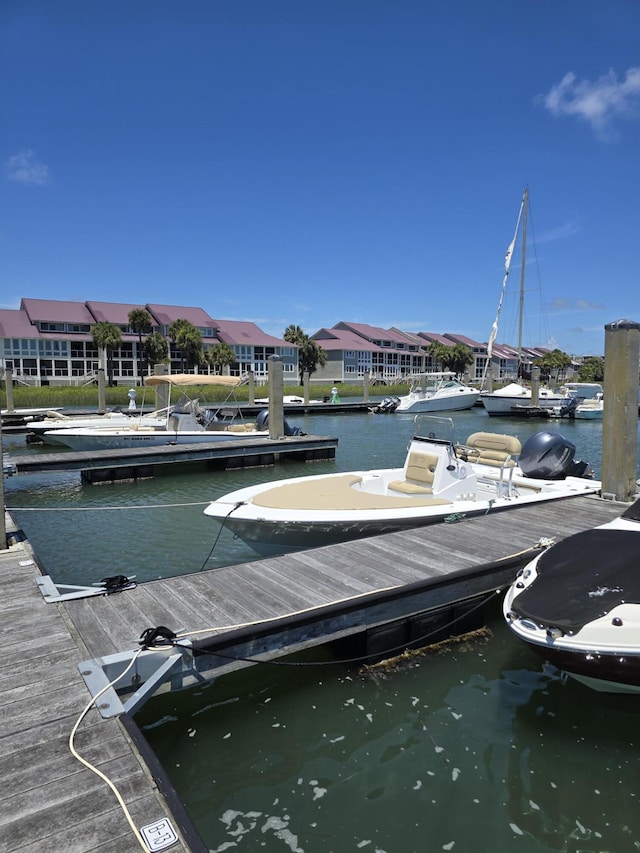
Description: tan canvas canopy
145,373,242,388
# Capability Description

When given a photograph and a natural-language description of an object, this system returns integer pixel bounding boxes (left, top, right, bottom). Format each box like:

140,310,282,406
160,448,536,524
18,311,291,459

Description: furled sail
481,192,526,388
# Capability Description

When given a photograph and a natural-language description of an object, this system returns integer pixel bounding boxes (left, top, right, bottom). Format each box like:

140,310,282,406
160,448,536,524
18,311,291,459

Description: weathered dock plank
0,528,191,853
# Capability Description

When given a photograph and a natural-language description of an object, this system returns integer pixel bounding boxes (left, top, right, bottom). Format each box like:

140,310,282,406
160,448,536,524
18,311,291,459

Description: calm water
4,408,640,852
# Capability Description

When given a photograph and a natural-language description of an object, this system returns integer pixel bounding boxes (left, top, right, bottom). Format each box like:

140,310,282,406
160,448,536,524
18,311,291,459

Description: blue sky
2,1,639,356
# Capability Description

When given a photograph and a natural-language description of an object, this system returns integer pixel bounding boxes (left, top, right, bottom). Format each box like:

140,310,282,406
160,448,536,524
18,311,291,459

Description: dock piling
602,318,640,502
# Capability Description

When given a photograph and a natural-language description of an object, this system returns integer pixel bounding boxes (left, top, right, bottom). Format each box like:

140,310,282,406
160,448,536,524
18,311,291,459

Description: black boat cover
510,526,640,634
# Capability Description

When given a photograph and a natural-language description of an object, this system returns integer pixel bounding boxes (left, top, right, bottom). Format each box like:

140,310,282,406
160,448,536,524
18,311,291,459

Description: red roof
333,321,413,345
0,308,37,338
312,328,381,352
211,319,292,347
444,332,483,348
87,301,154,326
417,332,454,346
21,298,94,325
146,304,218,330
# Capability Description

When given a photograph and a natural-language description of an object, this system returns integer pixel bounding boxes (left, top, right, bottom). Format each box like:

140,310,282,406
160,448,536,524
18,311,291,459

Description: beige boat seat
455,432,521,468
225,422,256,432
388,451,439,495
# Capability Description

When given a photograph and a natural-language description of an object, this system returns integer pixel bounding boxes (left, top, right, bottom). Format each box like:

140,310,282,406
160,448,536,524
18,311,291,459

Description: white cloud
539,67,640,137
5,150,50,186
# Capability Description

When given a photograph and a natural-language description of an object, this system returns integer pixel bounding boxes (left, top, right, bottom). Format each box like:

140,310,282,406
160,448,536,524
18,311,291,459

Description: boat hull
214,502,499,554
481,391,565,416
509,640,640,694
395,391,479,413
45,427,267,450
503,506,640,693
207,475,600,555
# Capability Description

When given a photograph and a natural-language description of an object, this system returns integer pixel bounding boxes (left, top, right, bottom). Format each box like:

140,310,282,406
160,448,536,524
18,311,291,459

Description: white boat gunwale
205,416,600,552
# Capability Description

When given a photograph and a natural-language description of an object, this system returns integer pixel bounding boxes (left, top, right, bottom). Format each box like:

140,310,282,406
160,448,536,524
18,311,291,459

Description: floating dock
9,434,338,483
0,494,626,851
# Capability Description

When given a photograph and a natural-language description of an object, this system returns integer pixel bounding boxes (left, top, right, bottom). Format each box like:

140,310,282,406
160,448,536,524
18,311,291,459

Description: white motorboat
550,383,604,420
204,416,599,555
480,382,566,416
393,372,479,413
1,406,62,420
503,497,640,693
27,408,169,444
44,374,303,450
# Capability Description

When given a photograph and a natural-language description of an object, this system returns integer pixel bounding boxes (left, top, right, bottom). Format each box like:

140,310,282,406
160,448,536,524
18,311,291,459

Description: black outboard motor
256,409,306,436
558,395,578,419
519,431,592,480
371,396,400,413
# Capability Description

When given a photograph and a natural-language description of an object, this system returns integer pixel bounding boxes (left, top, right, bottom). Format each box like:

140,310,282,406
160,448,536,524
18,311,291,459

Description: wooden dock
0,494,627,852
10,433,338,483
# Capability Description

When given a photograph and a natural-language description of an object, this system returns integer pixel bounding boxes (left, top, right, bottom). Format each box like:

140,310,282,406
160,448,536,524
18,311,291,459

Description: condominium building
0,298,298,386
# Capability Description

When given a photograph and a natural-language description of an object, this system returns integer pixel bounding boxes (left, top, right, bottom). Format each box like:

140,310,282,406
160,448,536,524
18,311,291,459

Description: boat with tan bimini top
44,374,304,450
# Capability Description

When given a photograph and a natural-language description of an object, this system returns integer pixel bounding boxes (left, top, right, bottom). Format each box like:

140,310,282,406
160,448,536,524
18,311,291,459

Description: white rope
69,648,150,852
6,501,209,511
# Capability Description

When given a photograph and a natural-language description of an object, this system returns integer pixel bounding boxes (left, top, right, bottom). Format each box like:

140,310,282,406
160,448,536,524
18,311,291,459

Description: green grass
1,381,410,409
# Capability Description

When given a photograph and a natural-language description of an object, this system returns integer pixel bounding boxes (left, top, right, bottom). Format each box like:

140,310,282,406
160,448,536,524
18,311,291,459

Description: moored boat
503,497,640,693
204,416,599,555
480,382,566,416
549,383,604,420
393,372,479,413
27,408,169,443
43,374,303,450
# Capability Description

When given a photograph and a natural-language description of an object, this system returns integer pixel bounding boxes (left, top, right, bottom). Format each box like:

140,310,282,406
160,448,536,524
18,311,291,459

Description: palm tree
427,341,451,371
143,331,169,371
578,356,604,383
535,349,572,384
168,319,203,372
284,325,327,383
204,342,236,375
128,308,153,383
447,344,474,377
92,321,122,387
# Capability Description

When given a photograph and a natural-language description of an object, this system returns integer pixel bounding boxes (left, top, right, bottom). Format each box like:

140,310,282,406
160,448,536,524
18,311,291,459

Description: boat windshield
409,372,457,393
412,415,455,444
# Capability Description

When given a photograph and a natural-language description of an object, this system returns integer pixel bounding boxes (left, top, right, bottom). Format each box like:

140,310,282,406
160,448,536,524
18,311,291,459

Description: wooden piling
97,368,106,413
602,318,640,502
4,369,15,413
267,357,285,438
530,365,540,406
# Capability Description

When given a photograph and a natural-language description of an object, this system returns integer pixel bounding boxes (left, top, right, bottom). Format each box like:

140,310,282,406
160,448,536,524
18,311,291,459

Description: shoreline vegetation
1,381,411,410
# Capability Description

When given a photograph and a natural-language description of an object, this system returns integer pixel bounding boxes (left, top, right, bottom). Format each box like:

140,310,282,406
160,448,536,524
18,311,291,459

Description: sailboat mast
517,188,528,369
